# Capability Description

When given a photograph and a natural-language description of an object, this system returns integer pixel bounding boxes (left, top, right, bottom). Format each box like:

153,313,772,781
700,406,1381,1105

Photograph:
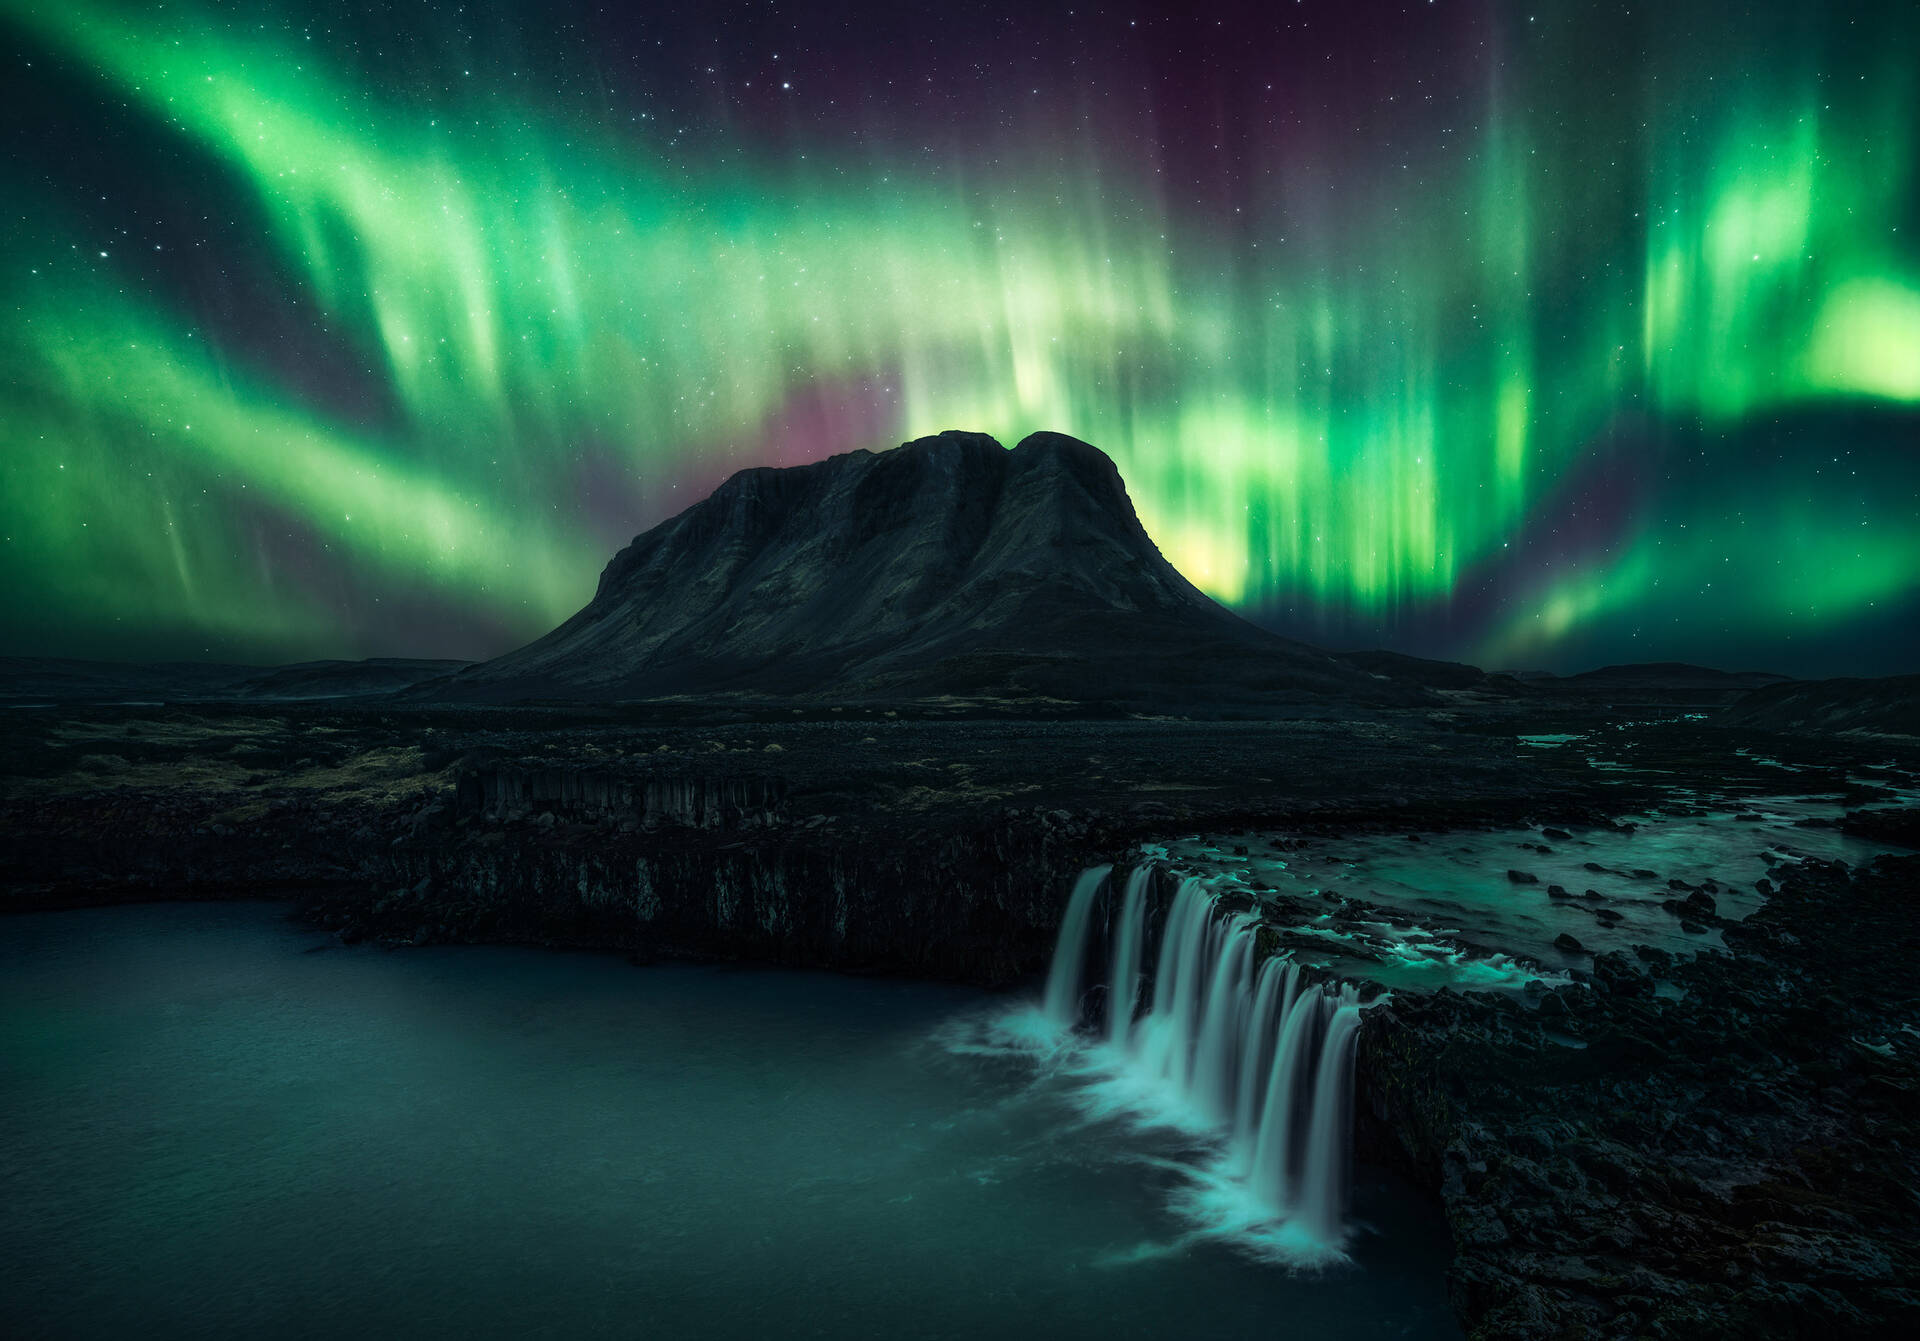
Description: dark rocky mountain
0,656,469,704
436,430,1423,708
1331,647,1513,693
1556,662,1790,690
1721,674,1920,736
1500,661,1797,710
229,659,475,700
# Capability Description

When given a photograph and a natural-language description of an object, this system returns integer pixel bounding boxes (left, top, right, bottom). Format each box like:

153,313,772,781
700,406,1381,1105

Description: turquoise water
0,904,1457,1340
1161,791,1916,994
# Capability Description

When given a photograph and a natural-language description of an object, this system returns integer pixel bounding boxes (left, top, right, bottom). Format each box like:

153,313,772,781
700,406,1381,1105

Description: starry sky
3,0,1916,675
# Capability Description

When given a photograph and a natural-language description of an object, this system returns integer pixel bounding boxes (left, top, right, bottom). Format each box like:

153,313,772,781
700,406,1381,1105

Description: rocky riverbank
1357,853,1920,1339
0,702,1636,976
5,701,1918,1338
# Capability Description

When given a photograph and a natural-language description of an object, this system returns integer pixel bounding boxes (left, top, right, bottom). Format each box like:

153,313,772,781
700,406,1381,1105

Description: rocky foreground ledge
4,703,1918,1338
1360,853,1920,1339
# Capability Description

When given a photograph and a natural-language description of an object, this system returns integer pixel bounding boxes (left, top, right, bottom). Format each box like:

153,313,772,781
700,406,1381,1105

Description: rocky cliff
434,429,1415,708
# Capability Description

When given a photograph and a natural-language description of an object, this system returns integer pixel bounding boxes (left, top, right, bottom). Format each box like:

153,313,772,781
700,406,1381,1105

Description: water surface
0,904,1456,1340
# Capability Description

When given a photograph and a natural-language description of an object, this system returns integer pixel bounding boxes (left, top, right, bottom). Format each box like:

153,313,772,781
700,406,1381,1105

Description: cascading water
1106,867,1151,1047
1041,861,1368,1257
1043,865,1111,1027
1297,998,1363,1240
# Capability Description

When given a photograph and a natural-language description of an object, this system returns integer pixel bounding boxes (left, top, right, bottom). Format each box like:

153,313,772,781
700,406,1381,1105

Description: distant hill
1493,661,1797,708
1556,663,1791,691
1331,648,1506,693
0,657,469,705
1721,675,1920,736
432,430,1427,709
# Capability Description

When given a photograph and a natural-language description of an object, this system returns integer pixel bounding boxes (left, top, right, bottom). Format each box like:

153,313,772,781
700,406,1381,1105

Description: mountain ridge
435,430,1419,707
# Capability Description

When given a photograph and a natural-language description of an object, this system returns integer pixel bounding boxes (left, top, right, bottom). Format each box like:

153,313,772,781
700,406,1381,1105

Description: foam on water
952,868,1374,1269
1163,775,1917,996
3,903,1466,1339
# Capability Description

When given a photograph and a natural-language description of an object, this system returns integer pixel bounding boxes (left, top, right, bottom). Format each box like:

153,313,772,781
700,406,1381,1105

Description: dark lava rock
1553,932,1585,953
1663,888,1718,920
1541,827,1573,841
1843,807,1920,849
1546,884,1572,899
1358,855,1920,1341
1508,869,1540,885
1590,951,1648,996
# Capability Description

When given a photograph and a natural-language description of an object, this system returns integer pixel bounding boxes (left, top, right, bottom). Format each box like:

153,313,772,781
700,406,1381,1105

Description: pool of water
0,903,1458,1340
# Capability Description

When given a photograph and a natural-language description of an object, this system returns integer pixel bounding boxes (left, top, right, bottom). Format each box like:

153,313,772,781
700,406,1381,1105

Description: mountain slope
1721,675,1920,736
438,430,1419,707
0,657,468,704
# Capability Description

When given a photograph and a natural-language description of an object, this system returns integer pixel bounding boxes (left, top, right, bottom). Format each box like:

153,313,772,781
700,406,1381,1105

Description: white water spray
1106,867,1151,1046
1041,862,1366,1255
1043,865,1110,1027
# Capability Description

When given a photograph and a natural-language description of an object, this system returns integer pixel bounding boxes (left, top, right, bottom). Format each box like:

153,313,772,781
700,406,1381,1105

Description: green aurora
2,0,1916,670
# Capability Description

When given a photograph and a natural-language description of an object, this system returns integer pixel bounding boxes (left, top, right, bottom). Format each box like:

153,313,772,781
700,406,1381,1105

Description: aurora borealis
3,0,1916,673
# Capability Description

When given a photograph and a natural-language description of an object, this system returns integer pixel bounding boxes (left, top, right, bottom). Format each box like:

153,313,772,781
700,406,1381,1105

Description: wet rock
1592,952,1649,998
1553,932,1586,953
1663,888,1717,920
1359,857,1920,1341
1508,869,1540,885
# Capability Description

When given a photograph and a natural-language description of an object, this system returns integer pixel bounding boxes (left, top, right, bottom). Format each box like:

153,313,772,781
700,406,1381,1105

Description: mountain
1331,648,1511,693
0,657,468,704
1492,661,1796,709
1555,663,1790,691
1720,675,1920,736
435,430,1422,708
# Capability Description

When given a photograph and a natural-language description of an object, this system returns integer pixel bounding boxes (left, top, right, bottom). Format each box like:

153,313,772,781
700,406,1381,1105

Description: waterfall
1250,988,1329,1208
1041,862,1365,1250
1043,865,1111,1027
1106,867,1151,1046
1136,877,1210,1083
1190,916,1256,1123
1296,1000,1363,1240
1233,957,1296,1149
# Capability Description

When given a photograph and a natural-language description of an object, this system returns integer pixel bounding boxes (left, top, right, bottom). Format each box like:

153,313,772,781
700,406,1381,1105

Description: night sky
3,0,1916,675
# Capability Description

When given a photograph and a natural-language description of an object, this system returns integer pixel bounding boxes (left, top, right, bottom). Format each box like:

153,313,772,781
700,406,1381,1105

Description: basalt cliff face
436,429,1414,707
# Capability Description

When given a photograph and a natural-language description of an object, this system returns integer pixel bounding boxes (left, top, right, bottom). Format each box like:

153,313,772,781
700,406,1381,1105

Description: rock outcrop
1721,674,1920,736
1357,854,1920,1339
432,430,1416,708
